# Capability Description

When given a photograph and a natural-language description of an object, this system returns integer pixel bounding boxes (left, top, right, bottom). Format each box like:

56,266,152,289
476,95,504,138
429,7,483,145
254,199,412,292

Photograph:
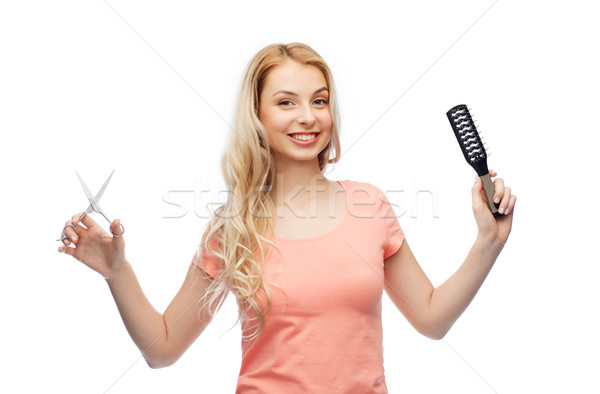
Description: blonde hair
196,42,341,342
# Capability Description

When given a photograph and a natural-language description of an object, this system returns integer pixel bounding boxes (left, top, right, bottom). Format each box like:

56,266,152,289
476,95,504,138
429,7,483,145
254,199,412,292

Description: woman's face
258,60,332,166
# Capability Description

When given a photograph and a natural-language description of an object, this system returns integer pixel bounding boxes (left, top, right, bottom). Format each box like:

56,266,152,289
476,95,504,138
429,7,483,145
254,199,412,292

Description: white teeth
291,133,317,141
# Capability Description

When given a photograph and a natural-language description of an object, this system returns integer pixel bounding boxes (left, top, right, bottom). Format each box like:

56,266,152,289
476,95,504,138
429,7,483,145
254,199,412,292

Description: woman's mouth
290,133,318,141
287,132,320,145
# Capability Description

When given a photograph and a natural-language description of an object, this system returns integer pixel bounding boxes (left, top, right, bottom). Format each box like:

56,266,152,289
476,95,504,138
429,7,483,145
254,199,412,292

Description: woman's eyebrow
272,87,329,97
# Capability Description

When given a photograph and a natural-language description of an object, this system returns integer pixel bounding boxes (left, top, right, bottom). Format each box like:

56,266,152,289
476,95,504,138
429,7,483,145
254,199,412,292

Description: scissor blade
75,170,94,201
77,205,94,224
94,169,115,202
75,170,101,212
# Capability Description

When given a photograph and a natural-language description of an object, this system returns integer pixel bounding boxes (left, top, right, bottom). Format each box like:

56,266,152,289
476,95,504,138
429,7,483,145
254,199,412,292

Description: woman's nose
296,104,316,125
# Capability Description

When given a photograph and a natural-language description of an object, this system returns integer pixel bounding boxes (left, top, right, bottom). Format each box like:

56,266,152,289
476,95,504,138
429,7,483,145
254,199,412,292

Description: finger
111,218,125,242
62,219,78,244
472,175,482,191
61,230,71,245
498,186,511,215
76,212,98,229
492,177,504,205
72,212,84,225
489,169,497,177
471,176,487,210
58,244,76,257
505,194,517,215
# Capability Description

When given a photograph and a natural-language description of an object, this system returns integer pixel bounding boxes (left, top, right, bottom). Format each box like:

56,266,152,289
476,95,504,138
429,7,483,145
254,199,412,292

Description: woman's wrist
475,231,505,255
105,259,130,282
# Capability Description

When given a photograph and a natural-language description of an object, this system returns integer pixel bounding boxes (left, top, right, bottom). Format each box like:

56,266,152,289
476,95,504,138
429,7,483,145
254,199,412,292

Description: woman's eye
278,99,327,106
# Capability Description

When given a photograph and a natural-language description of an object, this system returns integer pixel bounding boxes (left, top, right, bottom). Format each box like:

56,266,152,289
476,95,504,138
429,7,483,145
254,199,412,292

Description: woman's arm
106,261,224,368
58,213,225,368
383,170,516,339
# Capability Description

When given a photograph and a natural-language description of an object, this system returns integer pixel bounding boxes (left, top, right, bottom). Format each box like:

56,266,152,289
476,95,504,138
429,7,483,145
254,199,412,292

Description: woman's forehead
263,61,327,93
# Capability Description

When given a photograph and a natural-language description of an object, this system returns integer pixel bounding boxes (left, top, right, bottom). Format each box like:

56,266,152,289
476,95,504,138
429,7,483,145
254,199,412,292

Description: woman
57,42,516,393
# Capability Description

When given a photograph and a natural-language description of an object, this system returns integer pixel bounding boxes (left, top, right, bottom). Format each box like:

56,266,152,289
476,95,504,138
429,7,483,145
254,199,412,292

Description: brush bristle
447,105,486,163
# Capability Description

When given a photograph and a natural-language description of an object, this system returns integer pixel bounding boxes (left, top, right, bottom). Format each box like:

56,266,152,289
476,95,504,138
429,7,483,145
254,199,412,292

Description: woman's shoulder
339,178,386,197
338,179,392,216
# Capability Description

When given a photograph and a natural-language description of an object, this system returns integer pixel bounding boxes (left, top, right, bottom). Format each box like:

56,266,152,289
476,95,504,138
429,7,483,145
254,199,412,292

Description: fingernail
71,236,77,242
58,246,64,252
498,207,504,214
494,197,500,204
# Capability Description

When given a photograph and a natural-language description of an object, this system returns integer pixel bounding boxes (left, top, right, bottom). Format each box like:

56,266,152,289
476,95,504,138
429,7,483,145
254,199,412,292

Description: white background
1,0,599,393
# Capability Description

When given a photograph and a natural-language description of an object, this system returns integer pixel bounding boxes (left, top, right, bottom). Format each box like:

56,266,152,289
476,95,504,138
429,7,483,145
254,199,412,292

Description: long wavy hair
195,42,341,342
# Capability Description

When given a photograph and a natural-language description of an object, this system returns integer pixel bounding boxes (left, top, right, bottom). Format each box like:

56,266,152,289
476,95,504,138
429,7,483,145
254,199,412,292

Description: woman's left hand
472,170,516,247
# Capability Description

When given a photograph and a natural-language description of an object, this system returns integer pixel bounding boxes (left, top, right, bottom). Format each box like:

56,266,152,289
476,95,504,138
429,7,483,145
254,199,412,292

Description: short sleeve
191,233,222,280
375,186,405,259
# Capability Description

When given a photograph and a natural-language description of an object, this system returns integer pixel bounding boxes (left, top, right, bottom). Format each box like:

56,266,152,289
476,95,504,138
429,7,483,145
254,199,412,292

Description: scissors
57,169,125,242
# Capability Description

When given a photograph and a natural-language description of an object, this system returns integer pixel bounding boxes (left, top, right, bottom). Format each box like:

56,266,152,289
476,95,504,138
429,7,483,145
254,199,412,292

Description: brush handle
480,173,501,218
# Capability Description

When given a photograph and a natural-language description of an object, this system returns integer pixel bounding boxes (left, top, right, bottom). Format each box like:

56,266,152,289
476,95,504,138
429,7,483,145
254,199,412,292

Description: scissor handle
96,211,124,238
111,223,125,238
56,224,77,242
57,219,124,241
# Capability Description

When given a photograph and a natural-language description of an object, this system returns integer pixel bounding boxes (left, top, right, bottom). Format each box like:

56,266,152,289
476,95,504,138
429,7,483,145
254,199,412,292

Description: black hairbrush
446,104,501,218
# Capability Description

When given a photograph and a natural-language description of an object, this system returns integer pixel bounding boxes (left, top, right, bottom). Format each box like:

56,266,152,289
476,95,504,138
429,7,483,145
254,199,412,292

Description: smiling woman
259,60,332,160
56,41,516,393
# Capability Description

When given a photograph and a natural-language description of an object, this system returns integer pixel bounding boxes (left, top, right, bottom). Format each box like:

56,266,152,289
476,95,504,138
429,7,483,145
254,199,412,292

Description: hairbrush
446,104,500,218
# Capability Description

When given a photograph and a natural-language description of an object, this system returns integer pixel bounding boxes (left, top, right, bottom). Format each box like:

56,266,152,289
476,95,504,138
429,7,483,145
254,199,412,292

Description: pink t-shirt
192,179,405,393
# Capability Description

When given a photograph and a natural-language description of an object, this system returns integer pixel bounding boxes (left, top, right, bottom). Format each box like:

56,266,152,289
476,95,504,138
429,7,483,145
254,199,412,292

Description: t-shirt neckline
270,179,349,243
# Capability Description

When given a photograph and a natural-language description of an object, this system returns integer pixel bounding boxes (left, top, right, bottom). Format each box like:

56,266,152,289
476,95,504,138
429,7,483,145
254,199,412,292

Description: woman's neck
269,157,329,207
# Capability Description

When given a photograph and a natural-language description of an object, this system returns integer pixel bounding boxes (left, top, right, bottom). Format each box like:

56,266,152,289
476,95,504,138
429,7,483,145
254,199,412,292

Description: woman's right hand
58,212,126,280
